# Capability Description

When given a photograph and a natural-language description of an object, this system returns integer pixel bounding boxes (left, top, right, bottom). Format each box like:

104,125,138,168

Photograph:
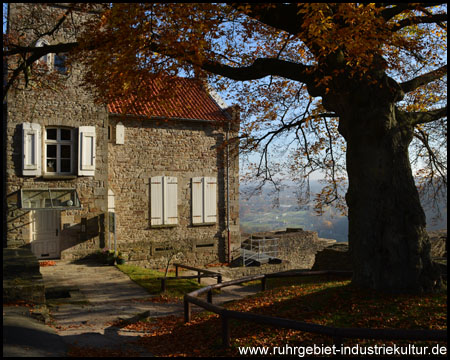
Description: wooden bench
157,263,223,292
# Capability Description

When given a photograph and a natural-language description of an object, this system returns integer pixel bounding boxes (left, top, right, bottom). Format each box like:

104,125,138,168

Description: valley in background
239,181,447,242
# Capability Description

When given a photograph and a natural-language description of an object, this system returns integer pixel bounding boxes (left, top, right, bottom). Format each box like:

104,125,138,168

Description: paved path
35,260,260,356
3,306,67,357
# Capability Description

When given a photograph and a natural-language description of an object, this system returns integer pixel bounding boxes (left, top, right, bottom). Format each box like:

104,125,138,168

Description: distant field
240,206,348,242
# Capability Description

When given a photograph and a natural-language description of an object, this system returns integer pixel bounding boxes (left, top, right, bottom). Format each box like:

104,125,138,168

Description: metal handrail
242,236,279,266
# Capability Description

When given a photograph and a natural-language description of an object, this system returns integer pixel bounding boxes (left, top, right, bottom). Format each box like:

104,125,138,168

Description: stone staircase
3,248,46,304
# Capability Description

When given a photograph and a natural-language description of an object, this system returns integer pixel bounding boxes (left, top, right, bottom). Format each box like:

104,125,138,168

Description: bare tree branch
381,3,446,22
418,7,447,30
414,129,447,182
201,57,315,83
5,42,79,57
392,13,448,31
39,5,74,39
400,65,447,93
143,35,316,84
399,106,448,126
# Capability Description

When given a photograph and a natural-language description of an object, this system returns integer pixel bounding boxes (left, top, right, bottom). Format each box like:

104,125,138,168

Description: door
31,210,61,259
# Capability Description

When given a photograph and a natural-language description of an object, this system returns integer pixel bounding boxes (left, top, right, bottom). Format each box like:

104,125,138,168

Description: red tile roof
107,77,230,122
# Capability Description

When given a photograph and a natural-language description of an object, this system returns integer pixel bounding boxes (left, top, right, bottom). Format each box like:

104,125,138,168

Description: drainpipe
226,120,231,264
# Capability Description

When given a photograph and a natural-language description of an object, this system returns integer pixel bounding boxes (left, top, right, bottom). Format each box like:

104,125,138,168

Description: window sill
42,175,77,180
149,224,178,229
192,223,216,227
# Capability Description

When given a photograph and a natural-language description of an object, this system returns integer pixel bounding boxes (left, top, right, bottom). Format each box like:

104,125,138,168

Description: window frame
44,127,75,175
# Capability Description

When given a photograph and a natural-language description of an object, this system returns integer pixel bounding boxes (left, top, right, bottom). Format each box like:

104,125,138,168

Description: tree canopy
5,3,446,213
4,3,447,293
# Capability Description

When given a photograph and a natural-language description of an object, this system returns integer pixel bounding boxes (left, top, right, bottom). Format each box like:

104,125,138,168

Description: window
45,128,74,174
35,40,67,74
151,176,178,226
22,122,96,177
35,39,52,70
192,177,217,225
54,53,67,74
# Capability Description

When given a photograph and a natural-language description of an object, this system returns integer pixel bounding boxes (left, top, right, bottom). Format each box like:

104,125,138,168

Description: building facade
5,3,240,268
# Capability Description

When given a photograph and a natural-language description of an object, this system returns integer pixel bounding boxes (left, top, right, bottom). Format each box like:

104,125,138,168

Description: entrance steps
3,248,46,304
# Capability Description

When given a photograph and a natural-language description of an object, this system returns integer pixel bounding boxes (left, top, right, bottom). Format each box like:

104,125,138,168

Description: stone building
4,3,240,268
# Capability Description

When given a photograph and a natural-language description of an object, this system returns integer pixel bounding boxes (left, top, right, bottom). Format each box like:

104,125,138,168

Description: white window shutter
78,126,96,176
192,177,217,224
164,177,178,225
151,176,163,226
22,122,42,176
116,122,125,144
204,177,217,223
192,177,203,224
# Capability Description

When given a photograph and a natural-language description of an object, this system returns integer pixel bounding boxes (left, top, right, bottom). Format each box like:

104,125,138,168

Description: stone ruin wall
221,228,446,279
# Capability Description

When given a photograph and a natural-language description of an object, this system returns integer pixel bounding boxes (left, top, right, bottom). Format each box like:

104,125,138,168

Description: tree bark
336,96,442,294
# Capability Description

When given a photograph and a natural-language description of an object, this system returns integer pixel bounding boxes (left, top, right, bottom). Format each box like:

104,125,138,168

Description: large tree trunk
338,100,442,294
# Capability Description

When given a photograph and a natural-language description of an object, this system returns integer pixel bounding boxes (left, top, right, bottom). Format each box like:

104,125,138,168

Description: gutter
108,113,223,124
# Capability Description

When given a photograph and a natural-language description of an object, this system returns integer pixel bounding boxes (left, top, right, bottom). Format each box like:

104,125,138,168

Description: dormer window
35,39,53,70
35,40,67,74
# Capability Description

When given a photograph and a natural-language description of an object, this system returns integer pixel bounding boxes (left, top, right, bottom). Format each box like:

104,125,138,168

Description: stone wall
6,4,108,259
311,230,447,272
108,116,240,268
311,243,352,271
428,229,447,258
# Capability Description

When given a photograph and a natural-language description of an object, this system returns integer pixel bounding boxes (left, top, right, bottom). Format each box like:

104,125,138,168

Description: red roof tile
107,77,229,122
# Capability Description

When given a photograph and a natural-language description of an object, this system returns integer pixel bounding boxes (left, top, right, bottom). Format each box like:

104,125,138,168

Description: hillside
239,181,447,242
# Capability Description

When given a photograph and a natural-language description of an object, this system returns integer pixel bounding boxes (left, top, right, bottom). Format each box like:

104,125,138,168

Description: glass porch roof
20,188,81,210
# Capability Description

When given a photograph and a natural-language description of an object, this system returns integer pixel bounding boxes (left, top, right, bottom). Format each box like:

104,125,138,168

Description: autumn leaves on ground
67,274,447,357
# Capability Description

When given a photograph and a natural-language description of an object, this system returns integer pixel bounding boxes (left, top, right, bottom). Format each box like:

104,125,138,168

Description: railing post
262,276,267,291
161,278,166,292
222,314,230,348
175,264,179,278
197,271,201,284
217,274,222,284
184,298,191,323
207,290,213,304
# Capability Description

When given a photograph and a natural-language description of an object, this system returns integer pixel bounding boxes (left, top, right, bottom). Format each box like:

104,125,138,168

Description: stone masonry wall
108,116,240,268
6,4,108,259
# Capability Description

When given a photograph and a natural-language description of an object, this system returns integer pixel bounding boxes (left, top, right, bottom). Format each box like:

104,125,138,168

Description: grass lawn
115,263,203,299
